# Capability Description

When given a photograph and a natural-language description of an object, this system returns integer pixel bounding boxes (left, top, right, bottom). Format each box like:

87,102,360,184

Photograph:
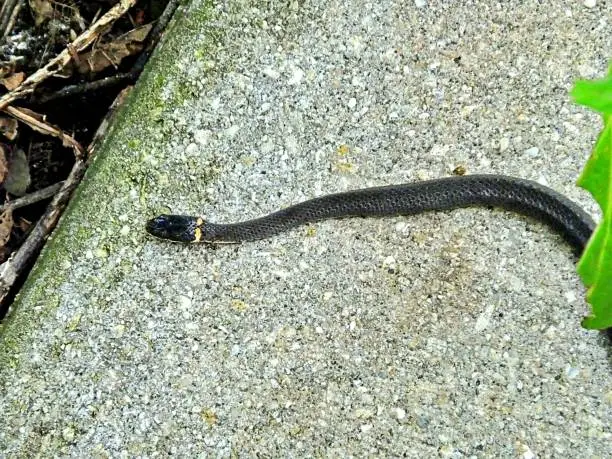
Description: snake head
145,215,198,242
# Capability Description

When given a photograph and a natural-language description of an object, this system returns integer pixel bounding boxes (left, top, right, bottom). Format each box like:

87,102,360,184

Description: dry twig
0,182,64,212
4,105,85,158
35,72,133,104
0,0,137,110
0,84,132,311
34,0,181,104
0,0,25,39
0,1,138,160
0,0,140,312
0,160,85,304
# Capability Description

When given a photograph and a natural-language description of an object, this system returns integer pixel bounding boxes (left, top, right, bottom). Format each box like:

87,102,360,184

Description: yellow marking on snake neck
194,227,202,242
196,217,204,226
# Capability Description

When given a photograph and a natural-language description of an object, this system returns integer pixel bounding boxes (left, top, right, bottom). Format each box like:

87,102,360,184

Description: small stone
543,325,555,339
382,255,397,273
524,146,539,157
114,324,126,337
62,426,75,442
210,97,221,110
224,125,239,138
414,0,427,8
520,444,536,459
583,0,596,7
499,137,510,152
179,295,192,309
392,407,406,420
416,414,430,428
288,66,305,85
355,408,373,419
474,314,490,332
231,299,247,311
263,67,280,79
347,97,357,109
185,143,199,155
194,129,211,145
394,222,410,234
95,247,109,258
565,366,580,379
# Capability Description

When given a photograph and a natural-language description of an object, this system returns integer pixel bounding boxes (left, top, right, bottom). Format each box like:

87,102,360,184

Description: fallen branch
3,105,85,158
0,0,24,39
0,159,85,306
0,85,132,315
33,0,181,105
0,0,138,111
34,72,132,104
130,0,180,71
0,182,64,212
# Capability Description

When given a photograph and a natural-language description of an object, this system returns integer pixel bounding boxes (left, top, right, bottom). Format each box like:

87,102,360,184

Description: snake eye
145,215,195,242
145,215,170,235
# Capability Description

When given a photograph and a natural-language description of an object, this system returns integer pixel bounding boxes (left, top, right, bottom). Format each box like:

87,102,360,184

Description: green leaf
571,67,612,113
570,66,612,330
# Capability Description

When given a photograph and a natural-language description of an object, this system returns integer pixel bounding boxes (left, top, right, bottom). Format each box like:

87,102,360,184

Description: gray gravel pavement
1,0,611,456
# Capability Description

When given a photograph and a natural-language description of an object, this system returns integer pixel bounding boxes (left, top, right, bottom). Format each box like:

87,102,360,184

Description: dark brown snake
145,174,595,254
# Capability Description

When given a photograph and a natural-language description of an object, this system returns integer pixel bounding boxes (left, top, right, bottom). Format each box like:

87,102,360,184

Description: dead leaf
0,61,17,79
134,9,146,25
16,216,32,233
0,208,13,248
29,0,55,26
452,165,467,176
0,145,8,183
74,23,153,75
0,0,139,109
11,106,44,122
27,1,86,39
3,106,85,158
0,117,18,141
3,149,31,196
0,245,11,264
1,72,25,91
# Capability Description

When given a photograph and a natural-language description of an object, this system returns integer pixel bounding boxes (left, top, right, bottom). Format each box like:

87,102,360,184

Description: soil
0,0,172,317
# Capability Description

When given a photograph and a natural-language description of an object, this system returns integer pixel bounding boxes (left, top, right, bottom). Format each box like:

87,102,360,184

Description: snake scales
145,174,595,254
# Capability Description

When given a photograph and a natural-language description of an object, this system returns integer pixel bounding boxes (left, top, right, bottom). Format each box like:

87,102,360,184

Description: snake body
145,174,595,254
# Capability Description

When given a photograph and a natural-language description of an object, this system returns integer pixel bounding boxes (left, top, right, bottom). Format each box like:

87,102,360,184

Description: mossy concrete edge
0,0,219,375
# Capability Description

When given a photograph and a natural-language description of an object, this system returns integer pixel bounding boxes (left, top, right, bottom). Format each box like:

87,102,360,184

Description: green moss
0,0,222,375
74,225,92,242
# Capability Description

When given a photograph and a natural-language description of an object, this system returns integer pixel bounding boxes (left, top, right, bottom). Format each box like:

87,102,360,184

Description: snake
145,174,595,255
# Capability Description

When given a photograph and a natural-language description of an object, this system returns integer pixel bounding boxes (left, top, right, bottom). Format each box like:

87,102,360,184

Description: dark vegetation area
0,0,177,318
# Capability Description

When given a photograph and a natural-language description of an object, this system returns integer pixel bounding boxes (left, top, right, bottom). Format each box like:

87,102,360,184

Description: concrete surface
1,0,611,456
